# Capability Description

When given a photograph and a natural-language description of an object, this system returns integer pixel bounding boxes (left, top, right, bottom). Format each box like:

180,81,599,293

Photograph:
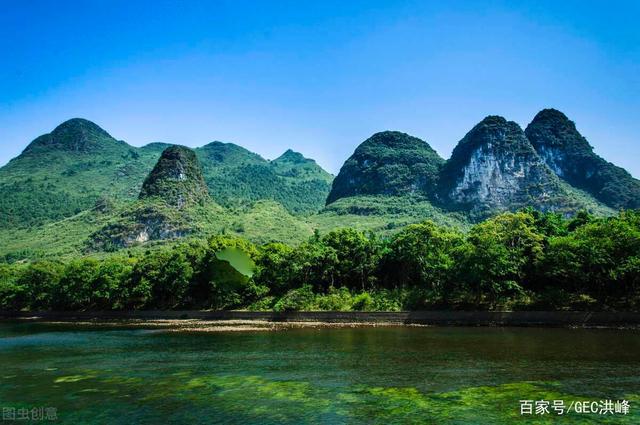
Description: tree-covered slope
316,195,469,235
271,149,333,183
140,146,210,208
88,144,328,251
0,198,316,260
0,119,160,229
89,146,215,250
0,113,634,261
525,108,640,210
326,131,445,204
195,142,333,214
324,124,614,223
0,120,334,230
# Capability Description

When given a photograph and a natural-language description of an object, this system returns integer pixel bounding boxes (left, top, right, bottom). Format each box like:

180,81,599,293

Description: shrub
273,285,316,312
315,287,353,311
352,292,373,311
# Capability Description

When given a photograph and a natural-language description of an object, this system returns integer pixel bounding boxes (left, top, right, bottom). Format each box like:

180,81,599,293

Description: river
1,322,638,424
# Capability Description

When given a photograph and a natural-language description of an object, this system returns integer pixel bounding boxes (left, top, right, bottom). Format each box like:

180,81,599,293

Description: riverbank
1,318,410,332
2,310,640,329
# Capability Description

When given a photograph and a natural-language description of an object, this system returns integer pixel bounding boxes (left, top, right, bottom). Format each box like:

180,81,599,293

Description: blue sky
1,0,638,176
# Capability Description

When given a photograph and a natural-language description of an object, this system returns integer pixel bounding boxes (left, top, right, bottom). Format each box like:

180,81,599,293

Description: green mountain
0,119,333,231
0,120,331,258
89,146,215,250
195,142,333,215
326,131,444,204
316,195,469,234
0,111,635,261
271,149,326,179
328,117,613,223
436,115,610,219
140,145,210,208
23,118,118,154
83,143,330,252
0,119,159,228
525,109,640,210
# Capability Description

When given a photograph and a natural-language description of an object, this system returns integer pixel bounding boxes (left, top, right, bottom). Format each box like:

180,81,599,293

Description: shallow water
1,322,639,424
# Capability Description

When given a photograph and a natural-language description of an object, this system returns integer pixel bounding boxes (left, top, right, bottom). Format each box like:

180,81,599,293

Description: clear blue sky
1,0,638,176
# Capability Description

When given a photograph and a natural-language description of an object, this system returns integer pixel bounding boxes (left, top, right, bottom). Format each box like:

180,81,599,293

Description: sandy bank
3,310,640,330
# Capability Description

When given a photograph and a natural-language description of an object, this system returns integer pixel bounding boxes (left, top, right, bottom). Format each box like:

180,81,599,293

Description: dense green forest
0,119,333,229
1,115,639,313
1,209,638,312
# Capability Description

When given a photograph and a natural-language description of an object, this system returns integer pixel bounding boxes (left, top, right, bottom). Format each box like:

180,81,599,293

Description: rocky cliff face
89,145,212,249
525,109,640,209
139,145,210,208
438,116,562,215
326,131,444,204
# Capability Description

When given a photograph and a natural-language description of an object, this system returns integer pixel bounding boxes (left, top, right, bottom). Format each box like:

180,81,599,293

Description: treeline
1,209,639,311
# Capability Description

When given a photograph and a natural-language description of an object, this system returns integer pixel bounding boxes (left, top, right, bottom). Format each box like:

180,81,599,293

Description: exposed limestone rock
86,204,192,250
438,116,562,216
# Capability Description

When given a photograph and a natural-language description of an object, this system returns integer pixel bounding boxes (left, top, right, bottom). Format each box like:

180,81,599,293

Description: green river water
0,322,638,424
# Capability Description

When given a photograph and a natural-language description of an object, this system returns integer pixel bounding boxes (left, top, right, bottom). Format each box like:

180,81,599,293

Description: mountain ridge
437,115,565,217
0,120,333,228
22,118,123,155
0,109,635,259
525,108,640,210
327,114,617,221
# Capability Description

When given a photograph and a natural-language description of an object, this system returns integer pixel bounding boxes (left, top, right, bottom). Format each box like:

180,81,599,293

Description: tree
0,263,26,310
543,210,640,305
320,228,381,291
292,236,338,292
16,261,64,310
95,256,135,310
53,259,101,310
384,221,463,302
458,212,544,306
273,284,316,312
131,250,193,309
197,236,259,309
253,242,296,296
527,208,568,238
567,210,595,232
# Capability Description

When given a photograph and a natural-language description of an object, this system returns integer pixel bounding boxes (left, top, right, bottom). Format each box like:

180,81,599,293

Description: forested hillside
195,142,332,214
0,109,635,264
0,119,157,228
326,131,444,204
0,119,333,230
1,210,638,312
